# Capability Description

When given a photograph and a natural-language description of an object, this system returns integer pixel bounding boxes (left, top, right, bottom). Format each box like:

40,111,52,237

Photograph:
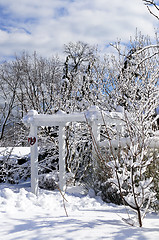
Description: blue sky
0,0,158,62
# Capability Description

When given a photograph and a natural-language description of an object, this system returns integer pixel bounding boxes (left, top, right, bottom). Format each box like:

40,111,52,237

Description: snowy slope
0,183,159,240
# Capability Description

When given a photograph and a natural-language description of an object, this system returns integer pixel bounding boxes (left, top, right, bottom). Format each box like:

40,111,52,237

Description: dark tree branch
143,0,159,20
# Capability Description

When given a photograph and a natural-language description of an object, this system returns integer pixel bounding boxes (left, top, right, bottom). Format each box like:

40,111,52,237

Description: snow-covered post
56,110,67,192
59,125,66,191
30,123,38,195
23,110,38,195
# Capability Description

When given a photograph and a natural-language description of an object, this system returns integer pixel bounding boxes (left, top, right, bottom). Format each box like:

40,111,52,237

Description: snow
0,183,158,240
116,105,124,113
0,147,30,158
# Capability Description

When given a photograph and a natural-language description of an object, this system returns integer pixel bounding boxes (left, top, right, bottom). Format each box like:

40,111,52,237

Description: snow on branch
143,0,159,20
132,44,159,55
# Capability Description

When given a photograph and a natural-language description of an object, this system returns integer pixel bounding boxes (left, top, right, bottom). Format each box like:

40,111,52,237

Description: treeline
0,34,158,146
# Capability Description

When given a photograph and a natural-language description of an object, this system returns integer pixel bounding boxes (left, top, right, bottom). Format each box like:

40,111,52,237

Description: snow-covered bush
0,144,59,186
37,127,59,175
38,172,58,190
96,101,159,226
0,148,30,183
145,149,159,211
65,122,93,183
90,165,123,205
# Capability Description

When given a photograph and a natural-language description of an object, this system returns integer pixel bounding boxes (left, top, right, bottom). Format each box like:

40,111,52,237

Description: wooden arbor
23,106,159,195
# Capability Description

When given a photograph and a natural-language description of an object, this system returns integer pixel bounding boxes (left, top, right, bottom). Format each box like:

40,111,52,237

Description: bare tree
62,41,111,113
108,32,159,113
0,52,63,146
15,52,63,114
0,60,22,145
62,41,97,112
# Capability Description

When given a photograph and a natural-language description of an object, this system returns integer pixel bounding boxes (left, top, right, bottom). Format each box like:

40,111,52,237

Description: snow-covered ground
0,147,159,239
0,182,159,240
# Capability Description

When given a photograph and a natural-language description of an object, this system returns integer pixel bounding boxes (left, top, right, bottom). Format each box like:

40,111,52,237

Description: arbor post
30,124,38,196
59,125,66,191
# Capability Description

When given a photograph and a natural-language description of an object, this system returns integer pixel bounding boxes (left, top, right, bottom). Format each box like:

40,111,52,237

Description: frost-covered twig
56,184,68,217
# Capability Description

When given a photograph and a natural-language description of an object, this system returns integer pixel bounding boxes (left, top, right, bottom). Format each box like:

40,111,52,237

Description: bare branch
143,0,159,20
